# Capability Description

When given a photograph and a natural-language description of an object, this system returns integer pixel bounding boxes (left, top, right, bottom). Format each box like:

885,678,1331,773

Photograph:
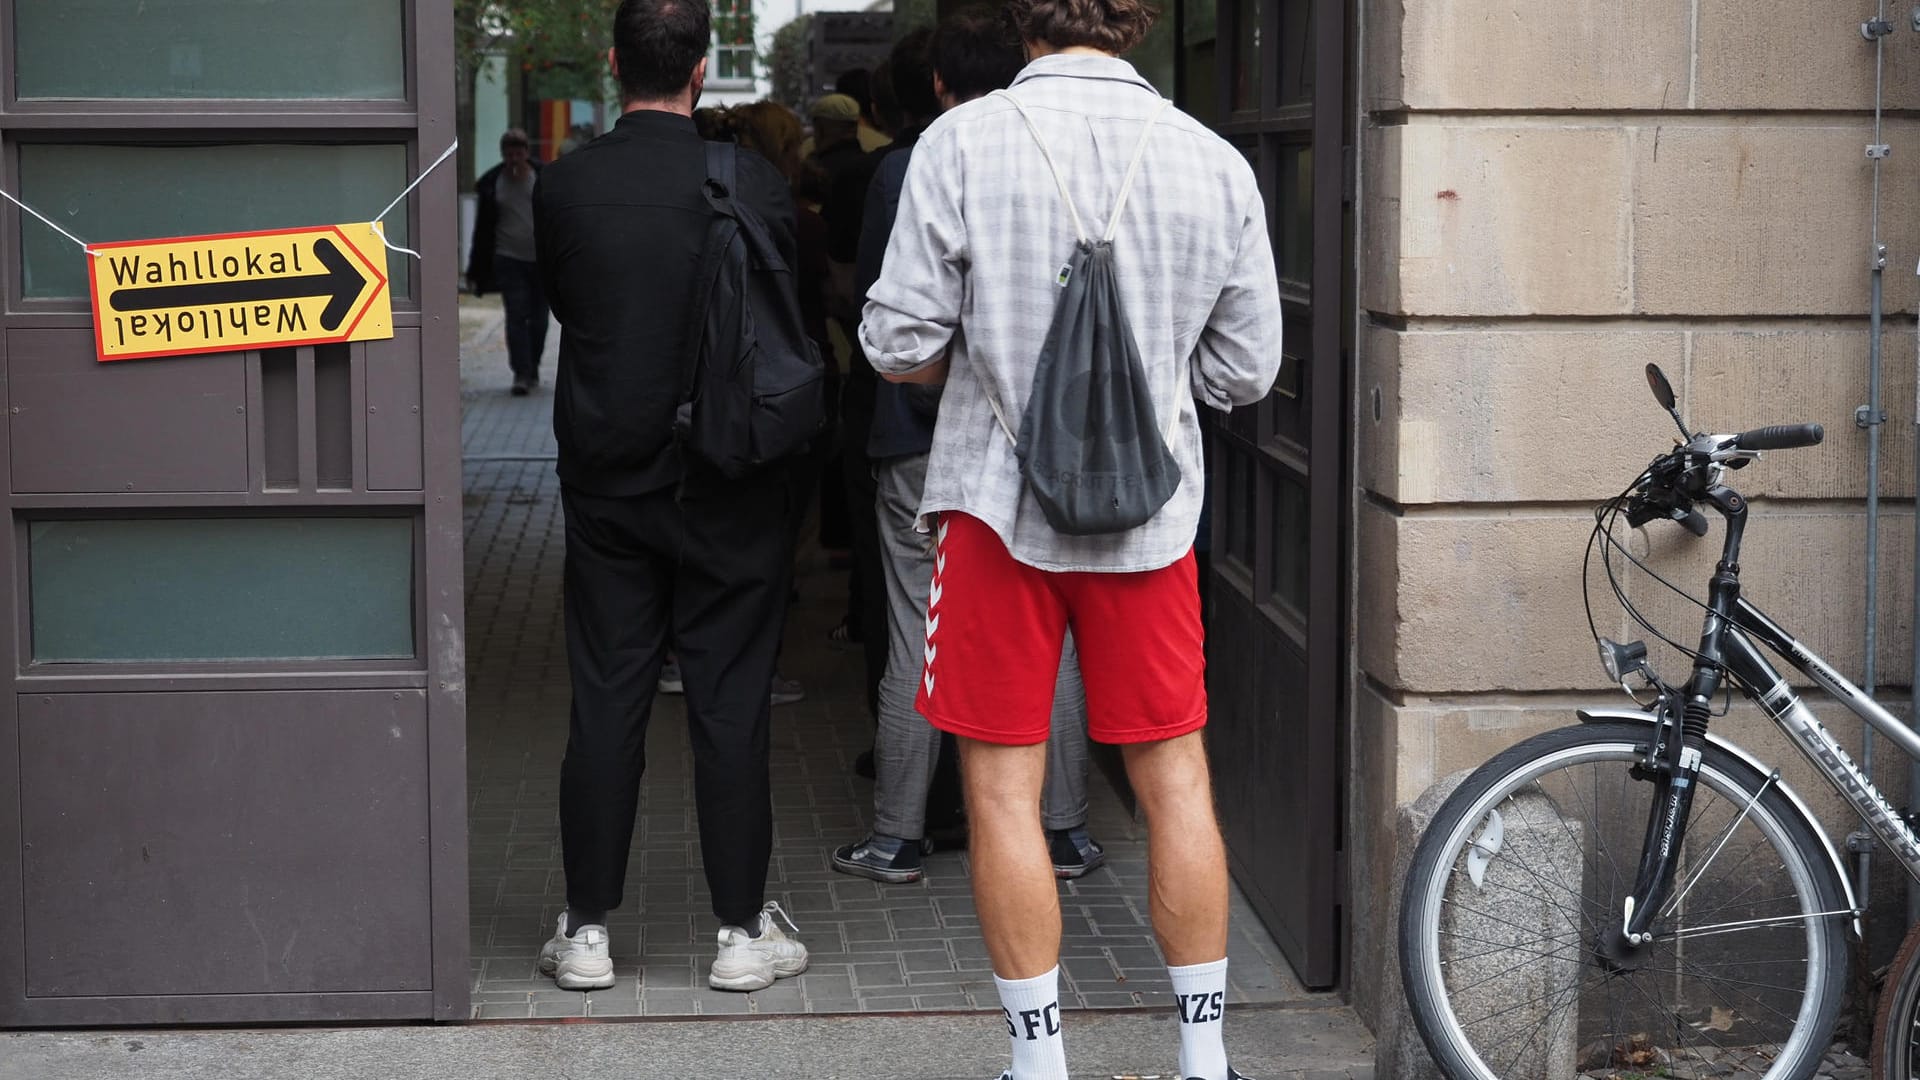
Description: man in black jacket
531,0,809,996
467,129,547,395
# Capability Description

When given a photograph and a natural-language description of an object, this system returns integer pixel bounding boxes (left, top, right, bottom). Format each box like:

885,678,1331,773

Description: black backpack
673,141,827,479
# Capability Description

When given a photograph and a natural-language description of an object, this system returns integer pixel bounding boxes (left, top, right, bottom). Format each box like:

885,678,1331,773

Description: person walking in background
835,67,896,152
859,0,1284,1074
532,0,810,996
467,128,547,396
832,10,1106,889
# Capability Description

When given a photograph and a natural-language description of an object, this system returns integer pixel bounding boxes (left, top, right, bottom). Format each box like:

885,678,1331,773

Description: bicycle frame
1615,466,1920,941
1725,599,1920,877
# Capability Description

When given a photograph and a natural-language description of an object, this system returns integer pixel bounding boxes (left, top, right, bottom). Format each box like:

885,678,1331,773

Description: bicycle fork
1606,700,1706,966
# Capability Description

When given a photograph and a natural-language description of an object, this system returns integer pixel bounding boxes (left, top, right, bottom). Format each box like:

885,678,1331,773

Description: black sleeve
531,172,566,323
468,165,499,288
736,151,798,271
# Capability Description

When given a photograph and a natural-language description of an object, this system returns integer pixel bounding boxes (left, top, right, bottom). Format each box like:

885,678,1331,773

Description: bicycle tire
1872,915,1920,1077
1400,722,1850,1080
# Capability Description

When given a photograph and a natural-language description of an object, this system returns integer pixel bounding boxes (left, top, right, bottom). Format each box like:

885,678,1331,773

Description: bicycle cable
1582,453,1736,676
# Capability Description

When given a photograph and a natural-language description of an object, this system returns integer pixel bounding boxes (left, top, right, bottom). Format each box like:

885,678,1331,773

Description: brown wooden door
1203,0,1349,989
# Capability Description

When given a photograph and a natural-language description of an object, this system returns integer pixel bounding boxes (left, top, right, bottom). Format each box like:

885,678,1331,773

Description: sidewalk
0,1005,1374,1080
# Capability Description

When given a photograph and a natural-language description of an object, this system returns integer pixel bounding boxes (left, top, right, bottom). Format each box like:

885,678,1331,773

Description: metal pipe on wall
1859,1,1892,919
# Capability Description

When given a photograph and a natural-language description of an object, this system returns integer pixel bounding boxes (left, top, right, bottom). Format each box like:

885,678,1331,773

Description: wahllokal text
103,242,321,348
108,243,309,288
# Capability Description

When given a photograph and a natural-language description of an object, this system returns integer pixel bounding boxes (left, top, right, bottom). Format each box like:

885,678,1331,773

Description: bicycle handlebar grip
1735,423,1825,451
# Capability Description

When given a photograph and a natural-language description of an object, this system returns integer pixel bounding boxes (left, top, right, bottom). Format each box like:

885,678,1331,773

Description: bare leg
959,736,1059,979
1121,731,1229,965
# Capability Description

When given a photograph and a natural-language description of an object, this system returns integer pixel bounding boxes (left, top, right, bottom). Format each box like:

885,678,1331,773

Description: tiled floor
457,300,1320,1019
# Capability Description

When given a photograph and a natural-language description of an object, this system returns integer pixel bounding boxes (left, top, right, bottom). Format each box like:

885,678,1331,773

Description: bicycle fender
1578,707,1863,937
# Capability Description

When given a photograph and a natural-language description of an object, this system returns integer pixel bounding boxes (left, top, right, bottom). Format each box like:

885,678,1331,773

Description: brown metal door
1204,0,1348,989
0,1,467,1026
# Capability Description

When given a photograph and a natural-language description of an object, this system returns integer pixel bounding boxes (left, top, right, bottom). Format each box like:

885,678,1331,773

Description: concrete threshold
0,1001,1375,1080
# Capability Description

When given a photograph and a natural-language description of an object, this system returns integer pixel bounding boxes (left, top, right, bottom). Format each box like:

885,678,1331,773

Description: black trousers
493,255,549,380
559,478,792,927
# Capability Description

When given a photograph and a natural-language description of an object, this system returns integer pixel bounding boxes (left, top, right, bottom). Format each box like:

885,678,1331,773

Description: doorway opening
454,301,1313,1018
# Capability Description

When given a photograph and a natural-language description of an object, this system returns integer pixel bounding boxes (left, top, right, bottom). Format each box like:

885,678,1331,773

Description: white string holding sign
369,138,460,261
0,136,459,264
0,186,104,258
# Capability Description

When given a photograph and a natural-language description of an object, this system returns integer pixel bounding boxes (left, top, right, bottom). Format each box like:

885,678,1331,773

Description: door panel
1205,0,1347,989
20,691,433,998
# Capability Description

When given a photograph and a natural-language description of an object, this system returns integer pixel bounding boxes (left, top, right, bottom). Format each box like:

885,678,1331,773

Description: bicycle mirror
1645,363,1691,439
1645,363,1676,410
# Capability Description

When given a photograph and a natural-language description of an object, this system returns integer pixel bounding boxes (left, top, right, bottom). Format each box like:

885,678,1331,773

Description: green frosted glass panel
15,0,405,100
31,518,415,662
19,143,410,300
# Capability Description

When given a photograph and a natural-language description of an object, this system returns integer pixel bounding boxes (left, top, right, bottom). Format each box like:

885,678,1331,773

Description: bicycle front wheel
1400,722,1851,1080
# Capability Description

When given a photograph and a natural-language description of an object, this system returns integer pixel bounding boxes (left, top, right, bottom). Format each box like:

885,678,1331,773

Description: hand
883,355,949,386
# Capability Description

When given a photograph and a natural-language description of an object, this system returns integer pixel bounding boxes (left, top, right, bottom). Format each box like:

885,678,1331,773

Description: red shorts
915,512,1207,746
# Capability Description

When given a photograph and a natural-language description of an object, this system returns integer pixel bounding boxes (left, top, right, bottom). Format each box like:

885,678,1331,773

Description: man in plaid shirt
859,0,1284,1075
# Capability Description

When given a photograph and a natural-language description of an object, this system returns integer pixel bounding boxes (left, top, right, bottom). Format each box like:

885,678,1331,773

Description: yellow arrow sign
88,222,394,362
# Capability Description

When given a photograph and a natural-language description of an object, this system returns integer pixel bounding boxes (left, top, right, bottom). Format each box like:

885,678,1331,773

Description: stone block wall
1351,0,1920,1041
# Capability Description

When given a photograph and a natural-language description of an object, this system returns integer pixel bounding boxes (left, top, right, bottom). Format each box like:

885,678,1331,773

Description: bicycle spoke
1439,896,1587,950
1404,730,1838,1080
1663,908,1852,942
1660,790,1763,920
1445,861,1602,926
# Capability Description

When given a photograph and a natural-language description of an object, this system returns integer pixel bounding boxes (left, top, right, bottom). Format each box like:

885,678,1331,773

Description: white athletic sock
1168,958,1229,1080
994,967,1070,1080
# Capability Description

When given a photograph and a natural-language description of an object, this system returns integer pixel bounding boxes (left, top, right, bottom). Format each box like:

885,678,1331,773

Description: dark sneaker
833,833,925,883
1049,827,1107,879
509,375,532,396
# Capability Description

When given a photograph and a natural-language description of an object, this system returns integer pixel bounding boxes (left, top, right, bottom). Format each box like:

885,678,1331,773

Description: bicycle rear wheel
1872,917,1920,1077
1400,722,1850,1080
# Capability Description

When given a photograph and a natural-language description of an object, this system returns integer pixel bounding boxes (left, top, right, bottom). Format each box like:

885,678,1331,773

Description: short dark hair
500,128,531,151
932,6,1027,103
614,0,712,103
834,68,873,117
888,29,939,121
1003,0,1156,55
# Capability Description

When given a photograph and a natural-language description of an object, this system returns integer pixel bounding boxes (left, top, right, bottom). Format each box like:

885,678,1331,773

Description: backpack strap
991,90,1088,244
677,142,739,411
992,90,1172,245
982,93,1182,449
1105,98,1172,243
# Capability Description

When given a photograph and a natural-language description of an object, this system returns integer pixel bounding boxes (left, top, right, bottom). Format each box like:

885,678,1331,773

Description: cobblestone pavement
456,297,1331,1022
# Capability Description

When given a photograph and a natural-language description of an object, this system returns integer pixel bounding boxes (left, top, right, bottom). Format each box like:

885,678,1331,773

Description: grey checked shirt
860,55,1284,573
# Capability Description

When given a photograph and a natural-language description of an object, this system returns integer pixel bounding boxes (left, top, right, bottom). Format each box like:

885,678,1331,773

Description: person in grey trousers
830,8,1106,886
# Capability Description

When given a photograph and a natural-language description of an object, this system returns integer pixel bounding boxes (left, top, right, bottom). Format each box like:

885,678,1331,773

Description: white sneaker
537,913,614,991
770,674,804,706
658,658,684,695
708,901,809,991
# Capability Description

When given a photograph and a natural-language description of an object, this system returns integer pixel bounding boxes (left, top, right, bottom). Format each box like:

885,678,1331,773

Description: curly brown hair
1003,0,1157,55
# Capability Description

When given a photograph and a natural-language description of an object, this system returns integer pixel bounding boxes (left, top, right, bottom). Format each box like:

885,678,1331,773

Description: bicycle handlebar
1734,424,1824,451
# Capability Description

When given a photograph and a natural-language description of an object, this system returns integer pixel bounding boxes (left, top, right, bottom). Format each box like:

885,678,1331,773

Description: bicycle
1396,362,1920,1079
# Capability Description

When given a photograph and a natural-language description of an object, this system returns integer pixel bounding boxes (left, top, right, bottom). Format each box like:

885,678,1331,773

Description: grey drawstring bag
987,92,1181,536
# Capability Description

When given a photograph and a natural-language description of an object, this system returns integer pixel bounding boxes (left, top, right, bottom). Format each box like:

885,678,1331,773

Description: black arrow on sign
108,237,368,332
